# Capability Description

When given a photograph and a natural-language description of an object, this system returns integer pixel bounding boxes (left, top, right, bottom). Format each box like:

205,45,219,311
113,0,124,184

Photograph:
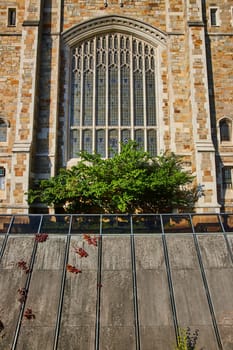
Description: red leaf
66,264,82,274
74,247,88,258
83,234,98,247
35,233,48,243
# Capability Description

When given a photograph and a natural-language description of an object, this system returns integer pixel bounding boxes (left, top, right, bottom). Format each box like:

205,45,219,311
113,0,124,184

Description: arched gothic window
220,118,232,142
0,118,7,142
69,33,158,158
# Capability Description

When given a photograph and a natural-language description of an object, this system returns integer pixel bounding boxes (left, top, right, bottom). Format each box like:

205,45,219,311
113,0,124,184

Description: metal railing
0,213,233,236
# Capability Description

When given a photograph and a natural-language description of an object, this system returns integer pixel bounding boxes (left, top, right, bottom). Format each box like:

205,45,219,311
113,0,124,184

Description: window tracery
70,32,158,158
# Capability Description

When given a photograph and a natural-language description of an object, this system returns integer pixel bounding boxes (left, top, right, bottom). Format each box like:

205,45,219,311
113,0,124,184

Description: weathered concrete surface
0,236,4,253
166,235,218,349
58,236,98,350
0,233,233,349
17,237,66,350
135,236,176,350
100,236,136,350
0,236,34,349
198,235,233,350
227,235,233,250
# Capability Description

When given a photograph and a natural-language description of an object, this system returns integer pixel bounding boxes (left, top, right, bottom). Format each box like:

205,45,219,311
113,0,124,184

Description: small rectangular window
8,8,16,26
210,7,219,26
223,167,232,189
0,167,5,190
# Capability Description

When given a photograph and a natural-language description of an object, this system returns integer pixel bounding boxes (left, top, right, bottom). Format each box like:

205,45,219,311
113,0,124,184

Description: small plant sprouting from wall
24,308,35,320
16,259,30,274
175,327,203,350
17,288,27,304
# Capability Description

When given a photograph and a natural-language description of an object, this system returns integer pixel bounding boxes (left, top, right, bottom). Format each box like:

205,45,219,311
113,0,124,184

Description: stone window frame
7,7,17,27
219,117,232,144
62,15,167,165
209,7,220,27
0,118,9,144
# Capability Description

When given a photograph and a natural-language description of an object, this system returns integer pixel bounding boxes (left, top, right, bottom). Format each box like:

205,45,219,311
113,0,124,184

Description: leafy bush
27,141,201,214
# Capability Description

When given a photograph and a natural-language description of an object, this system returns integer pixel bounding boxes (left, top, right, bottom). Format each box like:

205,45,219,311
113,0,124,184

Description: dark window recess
0,167,5,177
220,119,231,142
0,119,7,142
210,8,218,26
223,167,232,189
8,8,16,26
0,167,5,190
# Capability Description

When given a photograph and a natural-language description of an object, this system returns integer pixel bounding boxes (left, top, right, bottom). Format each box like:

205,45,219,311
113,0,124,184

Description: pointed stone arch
62,15,167,48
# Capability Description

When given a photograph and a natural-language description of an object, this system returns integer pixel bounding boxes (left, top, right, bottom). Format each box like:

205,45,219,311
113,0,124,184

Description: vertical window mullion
105,35,109,157
130,36,134,141
154,51,158,153
80,43,84,152
117,34,121,153
93,37,97,153
142,43,147,151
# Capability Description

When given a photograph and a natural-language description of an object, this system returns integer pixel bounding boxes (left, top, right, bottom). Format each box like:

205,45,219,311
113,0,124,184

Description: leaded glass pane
121,129,130,144
109,129,118,157
134,71,143,126
109,35,113,49
121,66,130,126
70,129,80,157
109,66,118,126
96,129,106,157
133,40,137,54
134,129,144,149
83,129,92,153
96,66,106,126
147,129,157,156
146,71,156,126
83,71,93,126
84,42,89,54
71,72,81,126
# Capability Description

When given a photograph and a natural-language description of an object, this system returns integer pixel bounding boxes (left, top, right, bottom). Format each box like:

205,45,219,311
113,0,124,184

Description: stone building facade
0,0,232,214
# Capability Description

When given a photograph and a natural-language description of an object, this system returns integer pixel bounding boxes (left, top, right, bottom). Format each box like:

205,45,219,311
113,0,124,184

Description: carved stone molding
62,15,167,48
